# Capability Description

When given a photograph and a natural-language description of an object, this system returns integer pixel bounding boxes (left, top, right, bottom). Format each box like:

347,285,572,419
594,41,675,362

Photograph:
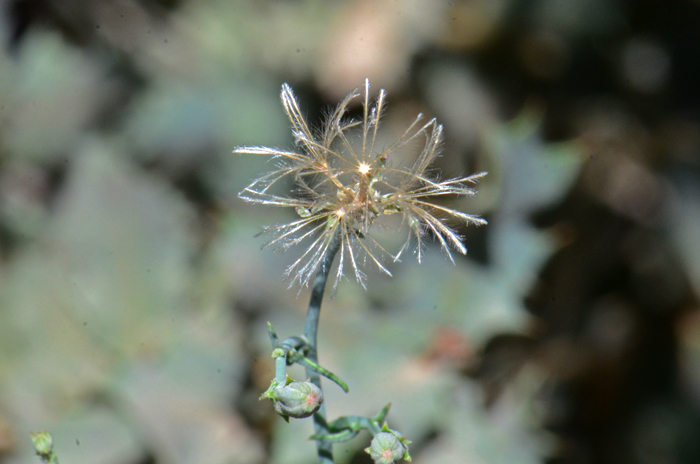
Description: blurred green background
1,1,700,464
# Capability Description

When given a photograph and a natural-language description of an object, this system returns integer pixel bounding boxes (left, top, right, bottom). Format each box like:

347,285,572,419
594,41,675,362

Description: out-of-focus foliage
0,1,699,464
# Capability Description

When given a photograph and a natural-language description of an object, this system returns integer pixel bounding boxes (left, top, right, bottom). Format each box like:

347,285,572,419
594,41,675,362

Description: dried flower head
236,79,486,291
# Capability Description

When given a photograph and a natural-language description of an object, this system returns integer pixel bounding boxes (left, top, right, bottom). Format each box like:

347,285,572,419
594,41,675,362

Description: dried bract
236,79,486,291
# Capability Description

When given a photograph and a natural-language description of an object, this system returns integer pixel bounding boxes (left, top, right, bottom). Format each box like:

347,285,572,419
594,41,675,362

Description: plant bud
30,432,54,456
272,381,323,419
365,432,406,464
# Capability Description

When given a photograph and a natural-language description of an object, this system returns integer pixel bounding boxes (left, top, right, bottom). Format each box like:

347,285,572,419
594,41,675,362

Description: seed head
236,79,486,292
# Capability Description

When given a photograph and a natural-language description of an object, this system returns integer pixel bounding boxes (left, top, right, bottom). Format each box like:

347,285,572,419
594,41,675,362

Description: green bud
272,381,323,419
295,206,312,217
365,432,406,464
31,432,54,456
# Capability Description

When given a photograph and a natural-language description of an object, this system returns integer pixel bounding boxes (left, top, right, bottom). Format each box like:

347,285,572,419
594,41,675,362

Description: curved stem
304,234,341,464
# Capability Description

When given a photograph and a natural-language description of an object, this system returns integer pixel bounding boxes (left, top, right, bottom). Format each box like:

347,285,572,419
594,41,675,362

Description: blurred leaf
0,31,115,161
487,111,583,293
0,140,259,464
35,408,141,464
413,369,550,464
669,177,700,298
487,110,582,218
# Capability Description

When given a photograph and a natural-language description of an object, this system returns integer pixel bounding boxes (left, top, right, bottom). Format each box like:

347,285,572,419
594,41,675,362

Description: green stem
274,355,287,385
304,235,341,464
297,356,349,392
